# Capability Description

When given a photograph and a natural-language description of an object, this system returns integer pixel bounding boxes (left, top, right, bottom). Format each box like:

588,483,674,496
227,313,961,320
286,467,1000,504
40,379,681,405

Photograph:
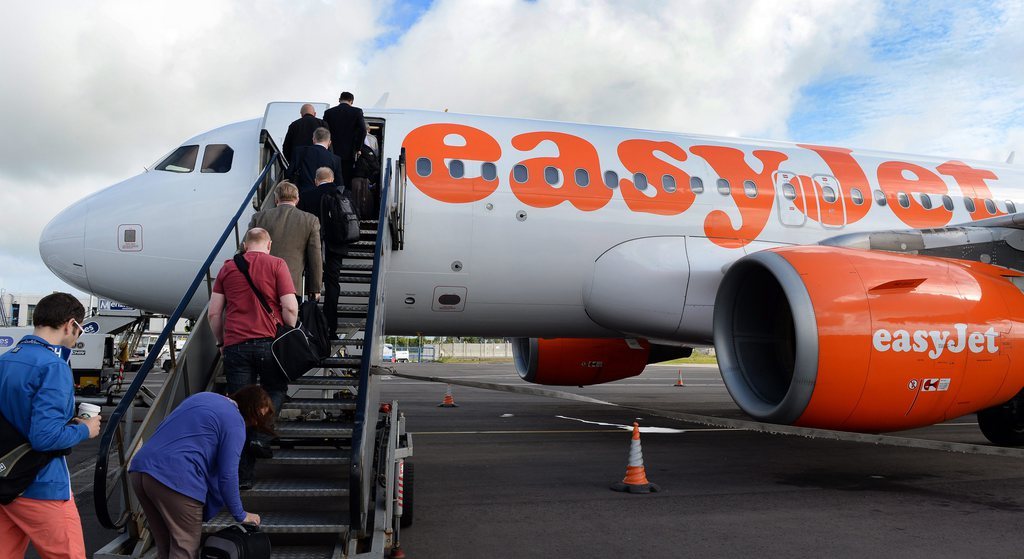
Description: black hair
339,91,354,103
32,292,85,329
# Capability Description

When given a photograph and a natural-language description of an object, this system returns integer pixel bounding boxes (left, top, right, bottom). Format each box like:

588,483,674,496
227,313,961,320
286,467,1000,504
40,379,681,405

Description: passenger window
873,190,887,206
782,182,797,200
1007,200,1017,214
821,185,836,203
544,166,560,186
575,168,590,187
985,199,997,214
964,197,976,213
850,188,864,205
662,175,677,193
416,157,432,177
716,178,730,195
156,145,199,173
513,164,528,183
449,159,465,179
918,193,932,210
481,162,497,181
897,192,910,208
634,173,648,191
942,195,954,211
604,170,619,189
743,180,757,198
690,176,704,194
201,144,234,173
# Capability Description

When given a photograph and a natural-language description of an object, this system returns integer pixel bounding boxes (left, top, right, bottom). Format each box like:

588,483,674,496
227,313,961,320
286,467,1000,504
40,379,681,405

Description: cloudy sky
1,0,1022,299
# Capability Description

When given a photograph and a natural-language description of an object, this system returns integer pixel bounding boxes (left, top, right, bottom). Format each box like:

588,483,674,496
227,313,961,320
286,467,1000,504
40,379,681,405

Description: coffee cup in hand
78,402,101,419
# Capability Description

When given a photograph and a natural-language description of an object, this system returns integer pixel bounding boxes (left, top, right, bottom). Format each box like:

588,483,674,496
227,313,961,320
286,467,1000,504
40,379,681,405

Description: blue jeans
223,339,286,482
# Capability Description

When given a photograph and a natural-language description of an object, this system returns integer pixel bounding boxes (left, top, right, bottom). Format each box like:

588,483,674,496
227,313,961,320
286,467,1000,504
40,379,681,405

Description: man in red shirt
208,228,297,486
209,227,297,408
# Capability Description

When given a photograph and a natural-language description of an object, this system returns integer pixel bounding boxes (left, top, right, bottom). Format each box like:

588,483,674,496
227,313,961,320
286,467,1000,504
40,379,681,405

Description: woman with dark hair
128,386,273,559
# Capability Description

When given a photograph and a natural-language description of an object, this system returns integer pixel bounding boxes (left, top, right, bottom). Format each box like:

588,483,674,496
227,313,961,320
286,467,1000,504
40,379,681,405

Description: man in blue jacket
0,293,101,558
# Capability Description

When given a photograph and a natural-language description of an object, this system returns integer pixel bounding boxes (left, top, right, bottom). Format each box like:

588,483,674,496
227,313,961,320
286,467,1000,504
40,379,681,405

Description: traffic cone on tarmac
610,422,660,494
674,370,685,387
438,384,459,407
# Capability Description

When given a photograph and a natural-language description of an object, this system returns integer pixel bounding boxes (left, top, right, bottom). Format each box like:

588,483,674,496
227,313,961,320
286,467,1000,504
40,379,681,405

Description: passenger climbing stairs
94,120,411,559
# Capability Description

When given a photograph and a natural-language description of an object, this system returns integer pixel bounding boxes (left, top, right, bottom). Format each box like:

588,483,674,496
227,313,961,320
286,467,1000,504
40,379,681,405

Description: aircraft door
261,102,330,154
775,171,807,227
813,174,846,228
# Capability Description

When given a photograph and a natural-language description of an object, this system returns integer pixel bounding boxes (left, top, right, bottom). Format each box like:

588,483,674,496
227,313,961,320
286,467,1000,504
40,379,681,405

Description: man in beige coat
248,181,323,301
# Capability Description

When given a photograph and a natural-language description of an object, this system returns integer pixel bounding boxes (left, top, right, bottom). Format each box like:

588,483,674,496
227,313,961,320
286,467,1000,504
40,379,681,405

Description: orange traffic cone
438,384,459,407
610,422,660,493
674,370,685,387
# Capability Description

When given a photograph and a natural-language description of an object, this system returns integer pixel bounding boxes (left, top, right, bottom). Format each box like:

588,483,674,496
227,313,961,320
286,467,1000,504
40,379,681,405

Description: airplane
38,101,1024,447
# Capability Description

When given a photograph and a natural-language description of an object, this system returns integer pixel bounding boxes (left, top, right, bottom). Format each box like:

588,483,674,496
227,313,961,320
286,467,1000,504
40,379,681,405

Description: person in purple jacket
128,386,272,558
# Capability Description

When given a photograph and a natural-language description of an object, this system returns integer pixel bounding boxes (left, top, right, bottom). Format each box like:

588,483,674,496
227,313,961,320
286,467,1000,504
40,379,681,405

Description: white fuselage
40,107,1024,344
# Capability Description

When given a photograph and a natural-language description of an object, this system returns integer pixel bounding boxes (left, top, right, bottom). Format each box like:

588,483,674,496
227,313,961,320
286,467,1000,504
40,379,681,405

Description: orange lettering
509,132,609,211
936,160,1004,220
402,123,501,204
798,145,871,224
876,161,952,228
691,146,787,248
616,140,695,216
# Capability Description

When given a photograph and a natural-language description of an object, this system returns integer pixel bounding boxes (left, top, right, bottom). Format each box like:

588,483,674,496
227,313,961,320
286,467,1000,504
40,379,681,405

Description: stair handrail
93,148,281,529
350,156,394,536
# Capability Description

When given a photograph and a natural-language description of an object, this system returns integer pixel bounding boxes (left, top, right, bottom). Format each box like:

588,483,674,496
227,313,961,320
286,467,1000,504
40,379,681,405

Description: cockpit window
156,145,199,173
201,144,234,173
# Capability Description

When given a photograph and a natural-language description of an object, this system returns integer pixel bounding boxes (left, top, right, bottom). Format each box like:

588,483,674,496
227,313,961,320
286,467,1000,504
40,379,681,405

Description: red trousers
0,494,86,559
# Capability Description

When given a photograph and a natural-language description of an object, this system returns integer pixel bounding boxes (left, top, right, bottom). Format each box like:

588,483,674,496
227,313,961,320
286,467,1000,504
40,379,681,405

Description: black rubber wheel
978,399,1024,446
400,461,414,528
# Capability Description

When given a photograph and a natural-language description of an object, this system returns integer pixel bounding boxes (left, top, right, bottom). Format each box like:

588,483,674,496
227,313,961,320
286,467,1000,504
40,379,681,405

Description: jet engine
511,338,691,385
713,246,1024,435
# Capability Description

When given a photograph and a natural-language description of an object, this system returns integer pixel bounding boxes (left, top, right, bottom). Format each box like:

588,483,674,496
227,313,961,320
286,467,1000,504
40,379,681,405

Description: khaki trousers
129,472,204,559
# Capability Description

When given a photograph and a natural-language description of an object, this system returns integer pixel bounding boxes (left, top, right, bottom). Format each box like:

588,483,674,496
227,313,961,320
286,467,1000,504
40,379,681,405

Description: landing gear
978,390,1024,446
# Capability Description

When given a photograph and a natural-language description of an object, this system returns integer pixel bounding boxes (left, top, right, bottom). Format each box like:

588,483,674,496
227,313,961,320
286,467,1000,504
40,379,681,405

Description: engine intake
714,246,1024,432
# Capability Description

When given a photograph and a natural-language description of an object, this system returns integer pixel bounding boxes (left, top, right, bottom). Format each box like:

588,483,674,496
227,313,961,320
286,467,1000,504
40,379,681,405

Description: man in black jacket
287,127,342,197
282,104,326,166
322,91,366,188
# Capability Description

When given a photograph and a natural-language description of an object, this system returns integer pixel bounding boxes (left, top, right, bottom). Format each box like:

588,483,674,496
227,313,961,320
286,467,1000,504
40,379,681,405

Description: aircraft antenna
1007,151,1016,164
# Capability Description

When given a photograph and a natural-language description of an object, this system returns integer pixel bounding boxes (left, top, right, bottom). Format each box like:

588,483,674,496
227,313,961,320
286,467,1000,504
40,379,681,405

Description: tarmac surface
52,362,1024,558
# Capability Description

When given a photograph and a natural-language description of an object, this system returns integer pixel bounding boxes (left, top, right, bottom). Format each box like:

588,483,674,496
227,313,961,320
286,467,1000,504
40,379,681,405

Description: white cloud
363,0,878,138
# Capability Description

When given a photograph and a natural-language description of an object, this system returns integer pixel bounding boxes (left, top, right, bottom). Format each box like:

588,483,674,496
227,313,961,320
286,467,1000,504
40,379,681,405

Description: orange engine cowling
512,338,653,385
713,246,1024,432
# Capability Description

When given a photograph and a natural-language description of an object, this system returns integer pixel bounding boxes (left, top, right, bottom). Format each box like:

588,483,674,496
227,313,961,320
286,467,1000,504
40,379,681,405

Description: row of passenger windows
156,144,235,174
418,157,1018,215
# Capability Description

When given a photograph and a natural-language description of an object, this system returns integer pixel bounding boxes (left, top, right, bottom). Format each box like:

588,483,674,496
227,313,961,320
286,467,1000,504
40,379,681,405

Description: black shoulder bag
232,254,321,381
0,410,72,504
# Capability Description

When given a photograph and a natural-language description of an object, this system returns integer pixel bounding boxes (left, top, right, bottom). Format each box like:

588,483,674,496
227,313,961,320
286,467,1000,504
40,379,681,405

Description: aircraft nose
39,199,90,292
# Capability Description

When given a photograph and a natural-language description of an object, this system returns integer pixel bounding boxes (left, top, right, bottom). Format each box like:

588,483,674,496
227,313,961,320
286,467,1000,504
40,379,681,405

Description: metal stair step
350,240,375,249
345,251,374,259
276,420,353,439
264,448,350,466
340,262,373,271
205,511,348,534
281,398,357,412
338,290,370,297
335,320,366,329
336,304,368,313
321,357,361,367
269,546,338,559
359,229,376,236
290,376,359,387
242,478,348,497
330,338,363,347
360,219,378,225
337,275,371,284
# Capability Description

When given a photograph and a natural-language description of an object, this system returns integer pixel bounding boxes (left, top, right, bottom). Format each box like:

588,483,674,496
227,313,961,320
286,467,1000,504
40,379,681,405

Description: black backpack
354,146,381,181
298,299,331,359
320,186,360,245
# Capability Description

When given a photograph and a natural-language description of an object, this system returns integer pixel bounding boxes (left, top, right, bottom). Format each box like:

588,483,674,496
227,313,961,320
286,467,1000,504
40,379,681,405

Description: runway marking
412,429,625,435
556,415,690,433
385,370,1024,459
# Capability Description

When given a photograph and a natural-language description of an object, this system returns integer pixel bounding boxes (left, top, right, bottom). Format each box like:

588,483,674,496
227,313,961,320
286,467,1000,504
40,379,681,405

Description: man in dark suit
321,91,366,188
282,103,326,166
287,127,342,196
248,181,322,301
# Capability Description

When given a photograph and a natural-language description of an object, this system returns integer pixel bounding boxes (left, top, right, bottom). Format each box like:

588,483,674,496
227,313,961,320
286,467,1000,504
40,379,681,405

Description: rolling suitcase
200,524,271,559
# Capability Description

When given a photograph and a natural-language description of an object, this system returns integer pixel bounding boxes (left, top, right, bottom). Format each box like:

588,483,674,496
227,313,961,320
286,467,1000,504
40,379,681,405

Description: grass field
657,354,719,365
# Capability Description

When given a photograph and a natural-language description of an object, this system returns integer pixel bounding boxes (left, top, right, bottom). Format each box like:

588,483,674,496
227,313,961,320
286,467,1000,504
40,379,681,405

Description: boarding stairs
95,118,411,558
